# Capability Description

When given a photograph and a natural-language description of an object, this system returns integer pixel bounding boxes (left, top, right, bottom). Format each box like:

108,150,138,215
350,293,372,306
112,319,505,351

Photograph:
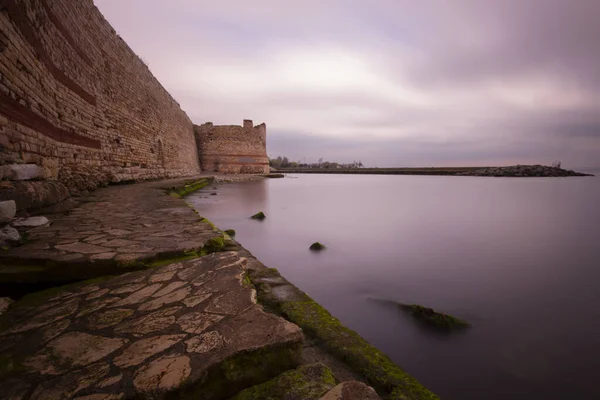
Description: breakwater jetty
276,165,593,177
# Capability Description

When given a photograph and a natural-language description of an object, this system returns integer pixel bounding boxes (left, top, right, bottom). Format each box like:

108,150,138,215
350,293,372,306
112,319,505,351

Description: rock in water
250,211,266,220
224,229,236,237
309,242,325,251
399,304,469,330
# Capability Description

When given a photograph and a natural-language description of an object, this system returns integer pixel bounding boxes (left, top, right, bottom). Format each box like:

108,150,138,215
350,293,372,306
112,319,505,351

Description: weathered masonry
0,0,200,191
195,120,269,174
0,0,269,213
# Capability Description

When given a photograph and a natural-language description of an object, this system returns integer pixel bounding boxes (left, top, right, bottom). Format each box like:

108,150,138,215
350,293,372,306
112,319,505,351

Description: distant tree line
269,156,364,169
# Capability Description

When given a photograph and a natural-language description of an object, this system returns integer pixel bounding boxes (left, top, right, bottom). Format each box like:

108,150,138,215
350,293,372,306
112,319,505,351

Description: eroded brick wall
195,120,269,174
0,0,200,192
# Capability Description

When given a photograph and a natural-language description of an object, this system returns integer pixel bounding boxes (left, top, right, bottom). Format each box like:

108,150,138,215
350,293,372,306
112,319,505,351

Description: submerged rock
309,242,326,251
224,229,236,237
250,211,266,220
399,304,469,330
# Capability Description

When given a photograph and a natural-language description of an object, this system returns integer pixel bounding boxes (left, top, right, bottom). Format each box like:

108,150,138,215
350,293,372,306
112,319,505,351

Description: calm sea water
188,173,600,400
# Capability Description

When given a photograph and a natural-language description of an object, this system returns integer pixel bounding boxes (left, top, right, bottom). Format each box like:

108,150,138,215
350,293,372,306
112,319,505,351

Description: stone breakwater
0,177,437,400
456,165,593,177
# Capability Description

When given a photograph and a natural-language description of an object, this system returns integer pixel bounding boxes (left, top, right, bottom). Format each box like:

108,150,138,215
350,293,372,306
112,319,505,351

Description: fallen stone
0,180,70,211
11,216,49,227
0,200,16,223
5,164,45,180
0,225,21,245
0,297,14,315
231,363,336,400
320,381,381,400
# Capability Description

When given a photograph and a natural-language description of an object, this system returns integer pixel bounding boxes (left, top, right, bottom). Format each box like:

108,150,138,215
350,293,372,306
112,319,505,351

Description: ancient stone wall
195,120,269,174
0,0,200,196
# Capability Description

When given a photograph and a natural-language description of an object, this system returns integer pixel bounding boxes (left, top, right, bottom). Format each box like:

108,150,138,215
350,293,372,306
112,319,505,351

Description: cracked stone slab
114,334,186,367
0,243,303,399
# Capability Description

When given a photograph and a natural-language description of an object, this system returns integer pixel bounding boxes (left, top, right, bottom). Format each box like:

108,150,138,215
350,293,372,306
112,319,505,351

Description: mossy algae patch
399,304,469,330
168,179,210,198
231,363,336,400
250,211,266,220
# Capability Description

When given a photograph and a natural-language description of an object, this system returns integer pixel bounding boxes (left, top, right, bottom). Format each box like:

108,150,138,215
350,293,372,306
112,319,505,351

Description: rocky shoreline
455,165,593,177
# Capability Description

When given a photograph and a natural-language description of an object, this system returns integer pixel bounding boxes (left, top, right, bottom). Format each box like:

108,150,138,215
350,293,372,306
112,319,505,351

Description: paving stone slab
0,252,303,400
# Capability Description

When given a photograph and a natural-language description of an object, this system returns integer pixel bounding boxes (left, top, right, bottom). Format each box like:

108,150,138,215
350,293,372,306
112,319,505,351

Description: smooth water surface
188,173,600,399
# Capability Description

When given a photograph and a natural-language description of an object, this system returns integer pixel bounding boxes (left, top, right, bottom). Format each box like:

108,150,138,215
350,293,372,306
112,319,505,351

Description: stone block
0,181,70,211
12,216,49,227
5,164,46,181
0,225,21,245
0,200,16,223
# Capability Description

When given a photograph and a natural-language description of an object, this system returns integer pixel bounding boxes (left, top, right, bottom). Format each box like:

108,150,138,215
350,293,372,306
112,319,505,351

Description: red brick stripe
0,91,101,149
40,0,93,66
203,161,269,166
4,0,97,106
201,153,268,158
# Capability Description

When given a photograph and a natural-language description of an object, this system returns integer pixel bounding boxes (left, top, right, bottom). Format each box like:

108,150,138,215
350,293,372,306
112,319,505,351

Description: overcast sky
95,0,600,168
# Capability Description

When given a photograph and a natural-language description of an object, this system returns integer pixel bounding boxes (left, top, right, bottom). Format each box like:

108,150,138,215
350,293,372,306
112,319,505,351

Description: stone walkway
0,177,420,400
0,177,223,283
0,251,303,400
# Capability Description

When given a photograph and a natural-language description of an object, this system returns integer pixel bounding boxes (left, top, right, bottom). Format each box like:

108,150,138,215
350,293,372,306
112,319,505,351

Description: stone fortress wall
0,0,200,196
195,120,269,174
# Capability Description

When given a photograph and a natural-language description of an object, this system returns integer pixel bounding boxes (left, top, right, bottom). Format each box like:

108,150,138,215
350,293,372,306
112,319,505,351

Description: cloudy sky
95,0,600,168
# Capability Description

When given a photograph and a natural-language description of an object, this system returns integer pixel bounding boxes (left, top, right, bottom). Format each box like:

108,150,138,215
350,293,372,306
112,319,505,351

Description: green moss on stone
242,273,253,288
250,211,266,220
202,236,225,254
169,179,209,198
200,217,218,230
231,363,336,400
225,229,236,237
399,304,469,330
172,342,302,400
147,251,200,268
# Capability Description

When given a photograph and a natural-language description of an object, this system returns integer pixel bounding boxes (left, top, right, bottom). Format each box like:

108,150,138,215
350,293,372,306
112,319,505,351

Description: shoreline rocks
456,165,593,177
